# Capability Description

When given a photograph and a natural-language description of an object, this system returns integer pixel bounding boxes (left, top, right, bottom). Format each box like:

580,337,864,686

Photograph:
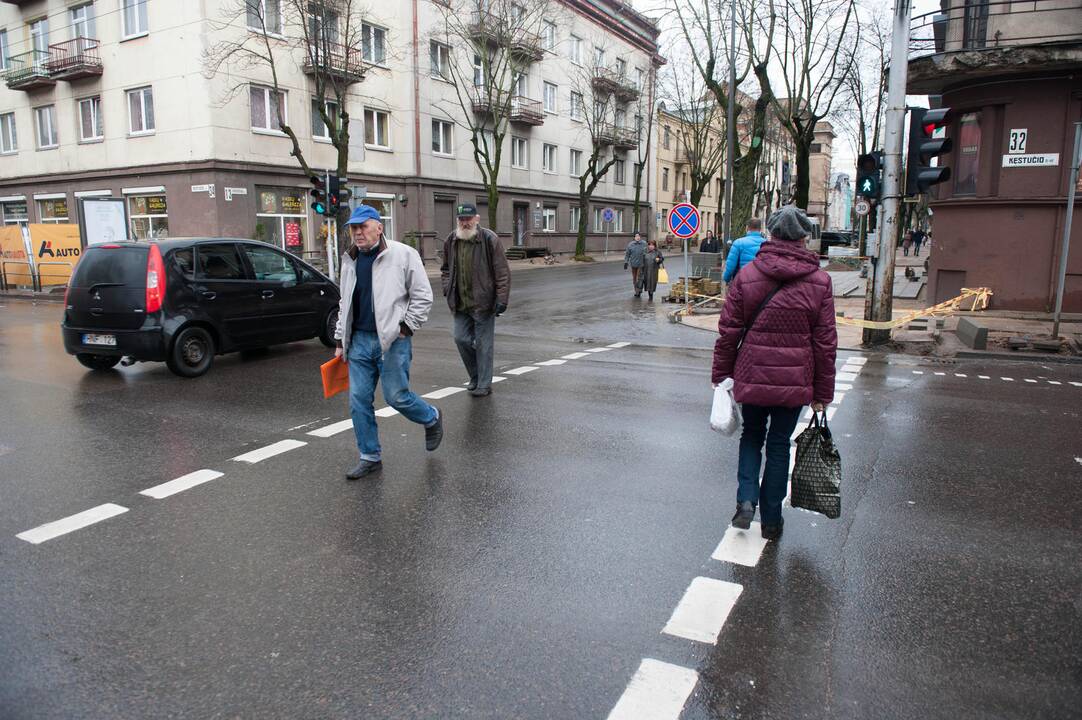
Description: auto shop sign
1002,153,1059,168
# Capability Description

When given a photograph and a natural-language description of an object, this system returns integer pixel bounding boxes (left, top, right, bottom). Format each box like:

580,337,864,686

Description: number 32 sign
1008,128,1028,155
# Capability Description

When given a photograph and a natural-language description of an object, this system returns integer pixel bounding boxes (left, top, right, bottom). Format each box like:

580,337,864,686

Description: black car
820,231,856,256
62,238,340,377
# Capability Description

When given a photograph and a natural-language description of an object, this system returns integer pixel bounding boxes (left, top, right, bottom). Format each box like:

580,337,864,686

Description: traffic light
905,107,952,196
327,174,352,217
855,151,884,200
310,172,329,216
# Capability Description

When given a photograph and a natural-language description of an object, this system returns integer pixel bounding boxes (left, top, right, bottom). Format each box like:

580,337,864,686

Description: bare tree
659,59,726,209
204,0,370,256
432,0,552,232
630,64,658,234
746,0,857,209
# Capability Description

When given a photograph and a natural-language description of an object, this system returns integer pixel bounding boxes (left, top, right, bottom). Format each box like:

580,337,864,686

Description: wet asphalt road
1,259,1081,720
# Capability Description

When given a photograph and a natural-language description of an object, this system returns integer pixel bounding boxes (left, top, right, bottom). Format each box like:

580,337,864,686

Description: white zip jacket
335,238,433,353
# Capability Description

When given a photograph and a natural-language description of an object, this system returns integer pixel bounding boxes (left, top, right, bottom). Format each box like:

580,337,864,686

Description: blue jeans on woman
347,329,438,462
737,404,802,525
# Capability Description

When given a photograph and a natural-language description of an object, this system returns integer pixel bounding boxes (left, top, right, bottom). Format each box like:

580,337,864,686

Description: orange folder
321,357,350,399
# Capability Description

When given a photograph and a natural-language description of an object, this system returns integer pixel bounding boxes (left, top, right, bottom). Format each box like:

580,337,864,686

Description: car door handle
202,291,217,300
262,290,275,299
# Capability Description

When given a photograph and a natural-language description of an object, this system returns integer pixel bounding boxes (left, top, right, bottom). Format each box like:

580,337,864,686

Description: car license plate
82,333,117,347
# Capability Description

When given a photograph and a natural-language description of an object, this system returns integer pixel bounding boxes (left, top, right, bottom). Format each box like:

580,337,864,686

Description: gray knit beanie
766,205,814,242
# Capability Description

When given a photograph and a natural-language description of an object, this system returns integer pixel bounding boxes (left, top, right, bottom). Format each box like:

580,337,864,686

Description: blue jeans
347,330,438,462
737,404,802,525
452,312,495,390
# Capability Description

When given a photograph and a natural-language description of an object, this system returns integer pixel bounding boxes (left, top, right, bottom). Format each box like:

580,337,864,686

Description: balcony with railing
303,41,366,84
46,38,103,81
472,94,545,126
598,123,638,150
5,50,56,91
591,66,640,102
468,12,544,62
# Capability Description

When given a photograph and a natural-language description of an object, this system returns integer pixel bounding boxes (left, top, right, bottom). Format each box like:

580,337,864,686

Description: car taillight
145,244,166,313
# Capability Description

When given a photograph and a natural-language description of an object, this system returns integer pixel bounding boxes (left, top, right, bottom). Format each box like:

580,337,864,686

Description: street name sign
668,203,700,238
1002,153,1059,168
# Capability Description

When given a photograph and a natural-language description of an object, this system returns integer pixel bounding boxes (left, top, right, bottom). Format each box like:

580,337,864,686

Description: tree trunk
487,184,499,231
575,180,589,257
632,165,645,234
792,135,813,209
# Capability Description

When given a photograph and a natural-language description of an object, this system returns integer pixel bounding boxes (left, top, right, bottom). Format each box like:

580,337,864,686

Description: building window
663,125,671,150
127,87,155,134
430,40,450,78
311,97,339,140
35,106,57,149
594,46,604,68
364,108,390,148
569,205,581,231
0,30,8,71
511,136,527,168
955,112,981,196
569,35,582,65
0,113,16,154
129,194,168,240
569,149,582,177
247,0,282,34
662,167,669,191
542,143,557,173
614,158,625,184
615,58,626,78
122,0,148,38
962,0,989,49
570,91,584,121
473,53,484,87
1,200,28,226
542,205,556,232
615,209,625,232
256,187,309,255
543,82,558,113
37,198,69,223
249,85,284,133
633,162,642,183
432,119,453,156
593,207,603,231
542,21,556,51
71,4,96,40
30,18,49,55
635,67,644,91
362,23,386,64
810,143,822,153
79,96,103,141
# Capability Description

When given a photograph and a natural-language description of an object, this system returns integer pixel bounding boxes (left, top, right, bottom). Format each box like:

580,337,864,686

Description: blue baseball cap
344,204,382,226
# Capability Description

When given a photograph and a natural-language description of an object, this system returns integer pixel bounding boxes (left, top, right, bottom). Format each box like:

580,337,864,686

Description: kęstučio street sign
1001,153,1060,168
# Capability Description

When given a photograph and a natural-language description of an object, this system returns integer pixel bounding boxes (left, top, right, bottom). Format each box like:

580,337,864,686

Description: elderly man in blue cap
333,204,443,479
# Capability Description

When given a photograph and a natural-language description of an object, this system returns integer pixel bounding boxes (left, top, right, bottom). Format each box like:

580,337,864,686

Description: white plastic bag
710,378,742,436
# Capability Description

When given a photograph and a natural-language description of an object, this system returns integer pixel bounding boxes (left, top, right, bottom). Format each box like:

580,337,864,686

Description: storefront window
129,194,169,240
955,112,981,196
256,187,308,257
1,200,28,226
37,198,69,223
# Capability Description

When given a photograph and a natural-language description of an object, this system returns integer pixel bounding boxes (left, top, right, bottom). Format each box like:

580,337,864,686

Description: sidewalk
421,250,625,279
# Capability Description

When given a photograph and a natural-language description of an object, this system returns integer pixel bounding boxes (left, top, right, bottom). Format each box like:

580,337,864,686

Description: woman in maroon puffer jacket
711,205,838,541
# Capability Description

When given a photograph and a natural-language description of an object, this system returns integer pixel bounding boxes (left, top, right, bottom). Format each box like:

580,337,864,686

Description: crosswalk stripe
711,524,769,567
662,577,744,644
17,504,129,545
606,659,698,720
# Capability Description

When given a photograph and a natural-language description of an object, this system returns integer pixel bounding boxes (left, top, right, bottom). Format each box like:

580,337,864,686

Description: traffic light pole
865,0,912,346
1052,121,1082,339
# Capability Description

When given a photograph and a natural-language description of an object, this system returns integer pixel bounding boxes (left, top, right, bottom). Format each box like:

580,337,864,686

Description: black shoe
346,459,382,480
425,409,444,451
761,521,784,541
467,378,478,391
731,501,755,530
634,293,641,298
648,292,654,301
469,387,491,397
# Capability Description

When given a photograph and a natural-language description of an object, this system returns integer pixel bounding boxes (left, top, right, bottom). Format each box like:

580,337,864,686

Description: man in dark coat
440,203,511,397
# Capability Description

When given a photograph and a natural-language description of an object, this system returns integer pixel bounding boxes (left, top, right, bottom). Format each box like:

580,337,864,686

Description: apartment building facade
0,0,661,266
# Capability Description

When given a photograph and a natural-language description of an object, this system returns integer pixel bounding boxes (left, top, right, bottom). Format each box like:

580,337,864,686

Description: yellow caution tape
834,287,993,329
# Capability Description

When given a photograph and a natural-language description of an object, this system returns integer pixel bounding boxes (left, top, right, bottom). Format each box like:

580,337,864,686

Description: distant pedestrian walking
642,240,665,301
624,232,648,297
440,203,511,398
902,231,913,256
912,228,925,256
722,218,767,283
334,205,444,481
711,205,837,541
699,231,720,254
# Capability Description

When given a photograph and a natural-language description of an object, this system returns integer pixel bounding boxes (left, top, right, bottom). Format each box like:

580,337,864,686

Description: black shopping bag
790,411,842,519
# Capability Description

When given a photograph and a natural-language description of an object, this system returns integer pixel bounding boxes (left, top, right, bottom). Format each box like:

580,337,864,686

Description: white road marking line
232,439,307,464
835,382,853,391
561,352,591,360
978,375,990,380
1048,380,1062,385
912,370,924,375
830,392,845,405
844,357,868,365
491,376,507,383
1025,379,1038,383
17,504,129,545
1075,458,1082,466
934,372,946,376
662,577,744,644
375,407,399,418
422,386,467,399
139,470,223,500
585,347,613,353
837,371,858,381
606,659,698,720
504,366,539,375
607,341,631,348
1001,377,1014,382
308,419,353,437
536,359,567,366
955,373,968,378
711,523,769,567
1070,382,1082,387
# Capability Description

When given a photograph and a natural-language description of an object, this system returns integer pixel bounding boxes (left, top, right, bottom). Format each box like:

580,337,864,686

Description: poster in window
281,194,304,213
285,222,301,247
147,195,168,214
130,196,147,215
41,199,68,219
260,192,278,213
956,113,981,196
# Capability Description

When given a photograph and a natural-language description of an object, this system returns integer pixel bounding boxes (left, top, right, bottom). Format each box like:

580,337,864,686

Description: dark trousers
453,312,495,390
631,266,644,293
736,404,802,525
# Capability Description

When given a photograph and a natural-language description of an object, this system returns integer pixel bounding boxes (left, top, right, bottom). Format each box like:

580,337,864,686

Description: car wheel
75,353,121,371
167,326,215,378
319,308,338,348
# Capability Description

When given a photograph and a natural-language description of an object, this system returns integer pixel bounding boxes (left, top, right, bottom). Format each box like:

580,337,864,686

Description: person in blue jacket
723,218,767,283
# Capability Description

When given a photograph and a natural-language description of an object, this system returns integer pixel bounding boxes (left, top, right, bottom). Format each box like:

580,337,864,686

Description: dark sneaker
346,459,382,480
761,521,784,541
731,501,755,530
425,409,444,451
467,378,478,391
469,387,491,397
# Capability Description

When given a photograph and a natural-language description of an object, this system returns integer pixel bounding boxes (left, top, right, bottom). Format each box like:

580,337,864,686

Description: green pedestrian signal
856,151,884,200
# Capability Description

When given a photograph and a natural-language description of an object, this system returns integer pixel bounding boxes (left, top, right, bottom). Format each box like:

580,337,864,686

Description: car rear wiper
87,282,125,292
